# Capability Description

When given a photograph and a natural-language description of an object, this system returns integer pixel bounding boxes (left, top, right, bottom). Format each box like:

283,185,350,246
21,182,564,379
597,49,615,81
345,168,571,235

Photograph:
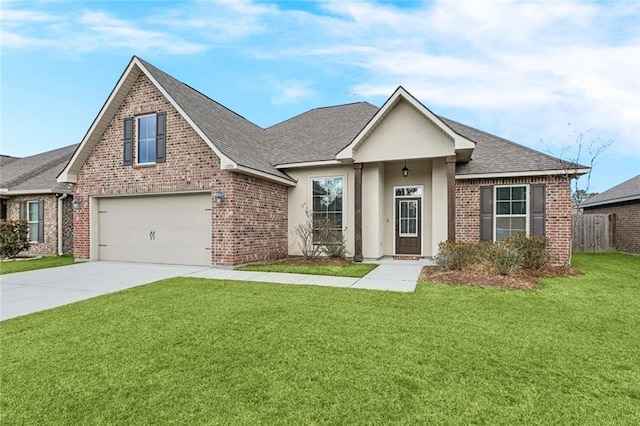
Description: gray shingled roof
1,144,78,194
440,117,586,175
0,155,20,167
581,174,640,208
109,58,583,182
264,102,379,165
138,58,292,182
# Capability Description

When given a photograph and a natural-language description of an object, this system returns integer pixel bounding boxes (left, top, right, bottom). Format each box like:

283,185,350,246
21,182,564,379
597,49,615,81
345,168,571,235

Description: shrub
504,234,549,270
293,204,323,259
0,220,30,259
489,242,523,276
294,205,349,259
435,241,477,271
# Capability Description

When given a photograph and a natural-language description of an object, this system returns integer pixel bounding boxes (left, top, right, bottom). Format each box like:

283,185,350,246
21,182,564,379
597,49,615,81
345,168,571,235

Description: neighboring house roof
58,56,589,186
581,174,640,208
0,144,78,195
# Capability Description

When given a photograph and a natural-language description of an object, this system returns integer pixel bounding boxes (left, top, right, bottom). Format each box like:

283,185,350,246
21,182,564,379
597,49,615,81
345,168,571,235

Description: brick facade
455,175,573,265
583,201,640,254
5,194,73,257
73,73,288,266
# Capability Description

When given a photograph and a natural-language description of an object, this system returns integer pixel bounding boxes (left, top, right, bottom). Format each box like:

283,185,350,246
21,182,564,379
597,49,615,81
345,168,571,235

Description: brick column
446,155,456,242
354,163,363,262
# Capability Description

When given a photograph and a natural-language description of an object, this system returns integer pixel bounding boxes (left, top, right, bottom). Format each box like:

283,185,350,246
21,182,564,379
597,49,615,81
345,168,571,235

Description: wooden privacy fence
572,213,615,253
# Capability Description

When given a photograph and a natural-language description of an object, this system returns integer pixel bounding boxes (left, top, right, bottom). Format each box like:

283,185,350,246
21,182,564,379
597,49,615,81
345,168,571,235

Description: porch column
446,155,456,242
354,163,363,262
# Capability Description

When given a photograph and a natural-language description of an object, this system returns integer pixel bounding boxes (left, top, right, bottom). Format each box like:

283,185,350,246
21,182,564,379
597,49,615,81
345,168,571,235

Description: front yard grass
0,255,74,275
1,252,638,424
237,258,378,277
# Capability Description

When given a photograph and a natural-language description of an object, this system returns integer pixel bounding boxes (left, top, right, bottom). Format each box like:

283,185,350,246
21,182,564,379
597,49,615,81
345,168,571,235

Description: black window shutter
479,186,494,241
123,117,133,166
156,112,166,163
530,184,546,236
37,200,45,243
19,201,26,220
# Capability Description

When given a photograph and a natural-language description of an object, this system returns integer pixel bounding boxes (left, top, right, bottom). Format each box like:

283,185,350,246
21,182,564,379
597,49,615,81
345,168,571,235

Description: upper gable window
123,112,166,166
137,115,157,164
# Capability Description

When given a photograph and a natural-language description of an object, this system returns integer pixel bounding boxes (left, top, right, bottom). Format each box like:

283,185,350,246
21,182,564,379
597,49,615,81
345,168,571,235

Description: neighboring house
1,145,78,256
581,175,640,254
58,56,589,267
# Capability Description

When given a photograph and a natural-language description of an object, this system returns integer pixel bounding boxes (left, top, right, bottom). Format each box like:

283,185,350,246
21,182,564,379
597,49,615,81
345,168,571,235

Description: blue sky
1,0,638,193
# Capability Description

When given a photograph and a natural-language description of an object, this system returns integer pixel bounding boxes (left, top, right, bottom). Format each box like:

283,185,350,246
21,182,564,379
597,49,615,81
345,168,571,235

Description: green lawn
237,260,378,277
1,253,638,424
0,255,74,275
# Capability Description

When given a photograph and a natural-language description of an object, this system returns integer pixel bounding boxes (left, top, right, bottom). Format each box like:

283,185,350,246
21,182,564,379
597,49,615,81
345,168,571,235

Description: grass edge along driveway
0,255,74,275
1,252,638,424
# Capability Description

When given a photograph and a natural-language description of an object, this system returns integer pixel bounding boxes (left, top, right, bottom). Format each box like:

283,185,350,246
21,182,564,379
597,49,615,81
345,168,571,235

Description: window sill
133,163,157,169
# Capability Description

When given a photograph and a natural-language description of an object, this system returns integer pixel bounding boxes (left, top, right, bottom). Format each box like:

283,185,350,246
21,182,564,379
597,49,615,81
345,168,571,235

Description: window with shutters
27,201,39,243
137,114,157,164
124,112,166,166
494,185,528,241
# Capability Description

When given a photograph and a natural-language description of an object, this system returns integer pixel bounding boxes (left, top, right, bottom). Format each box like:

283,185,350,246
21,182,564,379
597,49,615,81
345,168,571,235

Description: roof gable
58,57,293,186
336,86,475,161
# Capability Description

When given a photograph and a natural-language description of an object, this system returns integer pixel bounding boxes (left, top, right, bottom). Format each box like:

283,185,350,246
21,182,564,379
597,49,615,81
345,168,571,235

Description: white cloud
270,80,315,105
0,6,206,54
2,0,638,156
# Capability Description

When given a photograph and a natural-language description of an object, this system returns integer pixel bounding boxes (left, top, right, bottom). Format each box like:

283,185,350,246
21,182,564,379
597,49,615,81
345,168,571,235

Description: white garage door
97,193,212,266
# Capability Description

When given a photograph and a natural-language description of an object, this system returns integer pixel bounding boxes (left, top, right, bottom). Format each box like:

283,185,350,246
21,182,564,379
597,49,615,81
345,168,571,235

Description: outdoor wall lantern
214,190,225,205
402,161,409,178
71,197,83,210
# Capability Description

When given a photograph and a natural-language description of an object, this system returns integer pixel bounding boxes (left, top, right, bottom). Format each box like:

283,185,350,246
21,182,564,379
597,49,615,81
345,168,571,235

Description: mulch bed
419,264,581,290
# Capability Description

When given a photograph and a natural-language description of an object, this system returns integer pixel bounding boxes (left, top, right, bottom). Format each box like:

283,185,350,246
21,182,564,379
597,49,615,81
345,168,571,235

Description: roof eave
456,168,592,179
0,188,73,196
232,165,297,186
582,195,640,208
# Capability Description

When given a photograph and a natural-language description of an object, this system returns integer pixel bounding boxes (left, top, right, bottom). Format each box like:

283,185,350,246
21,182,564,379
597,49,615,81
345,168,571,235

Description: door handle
149,231,156,241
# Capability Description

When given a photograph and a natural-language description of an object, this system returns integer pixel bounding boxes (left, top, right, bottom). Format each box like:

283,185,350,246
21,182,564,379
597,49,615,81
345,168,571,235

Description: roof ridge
265,101,376,131
136,57,263,131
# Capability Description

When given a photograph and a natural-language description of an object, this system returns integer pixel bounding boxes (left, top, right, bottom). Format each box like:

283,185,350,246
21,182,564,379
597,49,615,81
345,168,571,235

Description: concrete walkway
1,257,432,321
190,257,432,293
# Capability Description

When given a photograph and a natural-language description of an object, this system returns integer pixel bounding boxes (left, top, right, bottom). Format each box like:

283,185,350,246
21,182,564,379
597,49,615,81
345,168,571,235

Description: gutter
57,194,68,256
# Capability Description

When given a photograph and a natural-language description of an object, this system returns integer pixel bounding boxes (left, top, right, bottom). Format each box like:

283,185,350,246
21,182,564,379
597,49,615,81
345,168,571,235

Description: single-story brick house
581,174,640,254
1,145,77,256
57,56,589,267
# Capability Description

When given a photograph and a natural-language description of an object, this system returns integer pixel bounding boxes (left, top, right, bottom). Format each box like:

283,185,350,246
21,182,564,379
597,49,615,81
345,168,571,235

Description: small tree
572,189,598,204
293,204,349,259
293,204,324,259
0,220,30,259
540,127,613,201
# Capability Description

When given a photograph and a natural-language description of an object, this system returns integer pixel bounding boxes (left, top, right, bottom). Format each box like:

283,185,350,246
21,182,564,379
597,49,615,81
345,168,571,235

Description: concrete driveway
0,262,208,321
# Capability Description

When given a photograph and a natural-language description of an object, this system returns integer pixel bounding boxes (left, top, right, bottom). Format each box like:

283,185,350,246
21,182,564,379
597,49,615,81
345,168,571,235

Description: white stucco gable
336,86,475,163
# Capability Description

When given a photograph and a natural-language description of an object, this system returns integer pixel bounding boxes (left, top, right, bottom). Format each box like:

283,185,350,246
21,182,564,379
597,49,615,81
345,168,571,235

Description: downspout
57,194,68,256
